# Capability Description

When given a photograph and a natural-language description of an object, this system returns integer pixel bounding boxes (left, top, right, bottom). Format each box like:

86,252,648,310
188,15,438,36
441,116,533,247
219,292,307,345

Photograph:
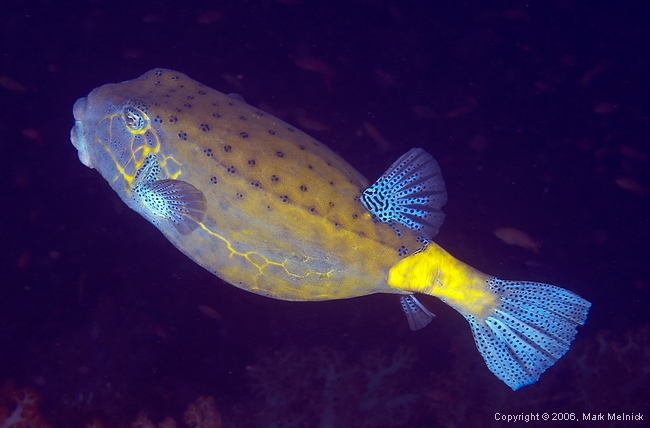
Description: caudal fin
465,279,590,390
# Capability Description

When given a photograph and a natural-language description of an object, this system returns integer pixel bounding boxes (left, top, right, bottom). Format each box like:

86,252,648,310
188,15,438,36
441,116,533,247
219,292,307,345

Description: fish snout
70,97,93,168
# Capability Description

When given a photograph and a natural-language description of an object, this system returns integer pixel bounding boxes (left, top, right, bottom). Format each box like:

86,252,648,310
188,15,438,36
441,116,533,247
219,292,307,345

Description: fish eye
124,107,147,131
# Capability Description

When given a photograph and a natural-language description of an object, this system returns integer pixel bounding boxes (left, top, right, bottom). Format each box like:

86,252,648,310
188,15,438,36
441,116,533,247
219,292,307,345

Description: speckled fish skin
71,68,421,301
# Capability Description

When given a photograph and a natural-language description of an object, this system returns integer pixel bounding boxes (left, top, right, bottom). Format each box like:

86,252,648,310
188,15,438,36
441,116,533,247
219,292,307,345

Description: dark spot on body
298,145,305,150
276,151,284,158
240,132,249,139
178,132,187,140
236,193,244,199
280,195,289,203
271,175,279,182
239,115,246,120
171,75,179,80
248,159,256,166
223,145,231,152
300,185,307,192
200,123,210,132
309,207,316,213
398,246,408,257
308,165,313,169
287,127,295,132
175,108,182,112
251,181,261,188
198,90,206,95
154,116,162,123
187,95,195,100
204,148,213,157
268,130,276,135
329,181,334,186
329,202,334,207
210,176,217,184
155,81,162,85
184,103,192,108
352,213,358,219
169,116,178,123
213,113,221,118
227,166,236,174
256,111,264,116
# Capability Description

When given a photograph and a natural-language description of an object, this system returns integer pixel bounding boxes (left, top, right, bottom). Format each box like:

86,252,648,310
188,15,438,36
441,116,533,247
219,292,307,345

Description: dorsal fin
361,148,447,238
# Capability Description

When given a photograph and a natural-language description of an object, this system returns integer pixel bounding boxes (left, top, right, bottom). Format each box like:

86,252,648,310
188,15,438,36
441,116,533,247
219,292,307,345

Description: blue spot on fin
466,279,591,390
400,295,435,331
132,154,206,234
136,179,206,235
361,148,447,238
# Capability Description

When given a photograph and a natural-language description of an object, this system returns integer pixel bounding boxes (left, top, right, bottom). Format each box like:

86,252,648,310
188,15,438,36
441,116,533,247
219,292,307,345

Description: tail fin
466,278,591,390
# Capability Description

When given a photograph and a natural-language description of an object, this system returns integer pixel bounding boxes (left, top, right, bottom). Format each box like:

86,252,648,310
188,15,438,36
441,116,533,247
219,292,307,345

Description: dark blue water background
1,0,648,426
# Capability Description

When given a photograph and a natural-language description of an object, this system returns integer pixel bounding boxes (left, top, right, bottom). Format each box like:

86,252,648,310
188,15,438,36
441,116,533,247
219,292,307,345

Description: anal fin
400,295,435,331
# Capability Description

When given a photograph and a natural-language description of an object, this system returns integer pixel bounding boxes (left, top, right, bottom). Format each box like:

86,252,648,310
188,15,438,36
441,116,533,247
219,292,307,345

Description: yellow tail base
387,243,498,321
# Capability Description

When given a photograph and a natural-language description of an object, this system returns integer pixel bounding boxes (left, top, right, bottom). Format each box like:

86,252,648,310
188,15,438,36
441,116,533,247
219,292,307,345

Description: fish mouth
70,97,93,168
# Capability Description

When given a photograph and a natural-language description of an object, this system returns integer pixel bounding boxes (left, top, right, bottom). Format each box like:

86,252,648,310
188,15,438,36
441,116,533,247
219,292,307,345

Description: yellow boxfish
70,68,590,390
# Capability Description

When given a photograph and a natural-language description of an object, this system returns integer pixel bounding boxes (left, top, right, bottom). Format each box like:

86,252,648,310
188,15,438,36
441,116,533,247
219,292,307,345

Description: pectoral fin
135,178,206,235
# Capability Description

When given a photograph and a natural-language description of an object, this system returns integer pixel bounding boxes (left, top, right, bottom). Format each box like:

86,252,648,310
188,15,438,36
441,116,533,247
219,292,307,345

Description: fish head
70,79,167,204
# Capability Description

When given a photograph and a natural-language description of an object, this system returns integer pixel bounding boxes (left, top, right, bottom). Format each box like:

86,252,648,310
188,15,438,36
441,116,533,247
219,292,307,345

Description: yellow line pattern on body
98,108,334,292
196,222,333,281
96,112,182,188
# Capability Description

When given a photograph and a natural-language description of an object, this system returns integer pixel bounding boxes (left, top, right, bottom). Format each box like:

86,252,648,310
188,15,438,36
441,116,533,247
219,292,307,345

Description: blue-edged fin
466,279,591,390
361,148,447,238
399,295,435,331
135,179,206,235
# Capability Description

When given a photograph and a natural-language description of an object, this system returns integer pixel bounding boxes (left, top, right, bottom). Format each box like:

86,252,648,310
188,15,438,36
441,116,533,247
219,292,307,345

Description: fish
494,227,542,254
70,69,591,390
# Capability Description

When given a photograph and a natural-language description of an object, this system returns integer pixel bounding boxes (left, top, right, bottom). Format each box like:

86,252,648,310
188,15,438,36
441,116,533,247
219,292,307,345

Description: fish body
71,69,590,390
71,69,428,301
